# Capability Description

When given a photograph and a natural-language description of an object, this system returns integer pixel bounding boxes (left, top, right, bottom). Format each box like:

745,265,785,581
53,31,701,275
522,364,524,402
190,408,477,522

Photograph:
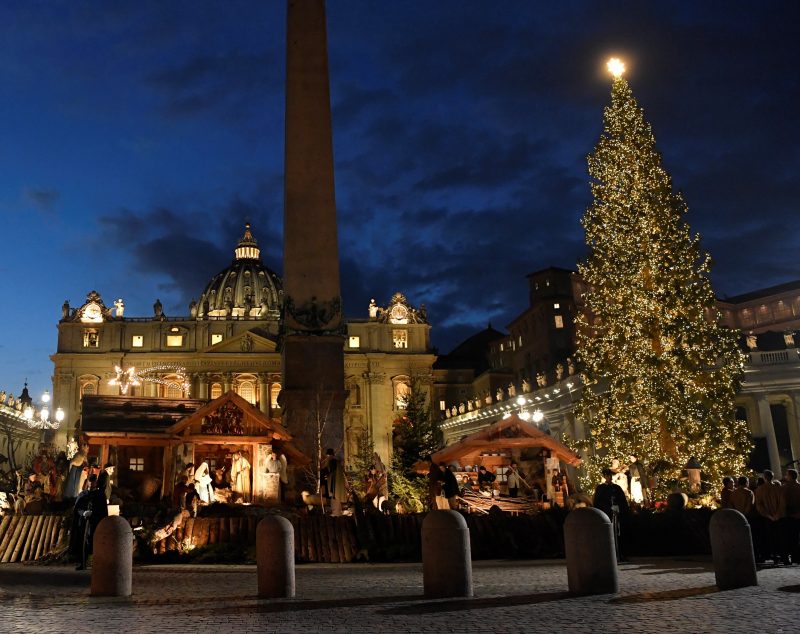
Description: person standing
230,451,252,503
729,476,755,516
477,466,496,492
320,448,345,516
441,464,460,510
506,462,524,498
781,468,800,564
754,470,785,564
69,474,107,570
593,467,629,561
719,476,735,509
425,456,443,510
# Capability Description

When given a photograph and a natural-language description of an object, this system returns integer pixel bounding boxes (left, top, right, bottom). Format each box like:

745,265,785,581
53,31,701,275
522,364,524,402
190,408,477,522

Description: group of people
719,469,800,565
175,450,265,514
426,459,461,510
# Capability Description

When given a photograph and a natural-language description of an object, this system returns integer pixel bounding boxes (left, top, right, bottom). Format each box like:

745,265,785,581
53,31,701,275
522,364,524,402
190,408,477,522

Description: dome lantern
234,223,260,260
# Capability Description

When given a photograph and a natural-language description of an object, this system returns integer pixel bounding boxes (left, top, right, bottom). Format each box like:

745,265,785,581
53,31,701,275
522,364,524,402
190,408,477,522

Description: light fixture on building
532,409,545,423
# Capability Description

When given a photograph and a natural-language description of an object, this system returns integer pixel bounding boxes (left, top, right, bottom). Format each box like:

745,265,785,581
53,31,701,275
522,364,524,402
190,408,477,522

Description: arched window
394,379,411,409
210,383,223,400
238,380,256,405
270,383,281,409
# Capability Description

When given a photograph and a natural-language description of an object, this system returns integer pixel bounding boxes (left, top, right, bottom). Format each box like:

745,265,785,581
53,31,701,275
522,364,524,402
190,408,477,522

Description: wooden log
317,515,327,563
219,516,229,544
308,515,319,562
321,515,333,563
183,517,196,547
56,526,67,551
229,516,239,544
209,517,219,545
0,515,10,545
248,515,257,544
0,515,17,559
336,518,350,563
45,516,58,553
22,515,43,561
11,516,32,563
174,523,184,548
33,515,48,560
296,517,305,561
39,516,53,554
3,516,25,562
347,516,360,558
326,515,339,563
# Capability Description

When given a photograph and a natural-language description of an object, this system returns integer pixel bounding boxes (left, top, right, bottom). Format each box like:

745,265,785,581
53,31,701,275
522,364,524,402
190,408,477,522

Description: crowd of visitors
719,468,800,565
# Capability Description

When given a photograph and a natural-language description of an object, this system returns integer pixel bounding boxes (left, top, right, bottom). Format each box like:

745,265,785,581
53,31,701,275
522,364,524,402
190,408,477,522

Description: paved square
0,558,798,633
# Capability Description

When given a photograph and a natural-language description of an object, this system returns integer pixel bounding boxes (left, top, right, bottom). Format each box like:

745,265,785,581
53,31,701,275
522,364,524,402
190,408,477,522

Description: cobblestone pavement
0,558,799,633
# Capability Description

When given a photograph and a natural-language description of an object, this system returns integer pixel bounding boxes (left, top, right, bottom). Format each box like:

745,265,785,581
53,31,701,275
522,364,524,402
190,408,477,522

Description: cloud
25,187,60,213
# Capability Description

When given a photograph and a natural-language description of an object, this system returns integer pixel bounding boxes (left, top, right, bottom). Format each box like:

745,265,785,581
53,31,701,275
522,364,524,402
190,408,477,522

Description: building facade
50,225,435,473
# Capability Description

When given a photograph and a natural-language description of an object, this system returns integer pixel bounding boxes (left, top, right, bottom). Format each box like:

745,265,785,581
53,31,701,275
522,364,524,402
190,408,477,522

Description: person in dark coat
593,467,629,561
441,464,460,509
69,474,108,570
477,466,496,491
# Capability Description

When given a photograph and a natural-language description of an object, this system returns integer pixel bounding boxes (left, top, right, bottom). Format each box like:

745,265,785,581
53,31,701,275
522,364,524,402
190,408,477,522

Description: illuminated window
518,335,523,346
554,315,564,329
500,343,504,351
349,336,360,348
131,335,143,348
210,383,222,399
392,329,408,349
270,383,281,408
395,380,411,409
81,382,96,396
553,303,560,309
83,329,99,348
166,335,183,347
238,380,256,405
165,383,183,399
439,400,446,411
496,466,508,483
211,333,223,345
129,457,144,471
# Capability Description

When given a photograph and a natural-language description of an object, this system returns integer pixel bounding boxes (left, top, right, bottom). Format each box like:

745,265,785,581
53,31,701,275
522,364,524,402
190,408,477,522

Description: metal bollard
564,507,619,595
709,509,758,590
257,515,295,599
90,516,133,597
422,510,473,598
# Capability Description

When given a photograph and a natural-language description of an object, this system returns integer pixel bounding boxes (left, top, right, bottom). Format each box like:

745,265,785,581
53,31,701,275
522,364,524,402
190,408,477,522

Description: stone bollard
422,510,473,598
90,516,133,597
257,515,295,599
564,507,618,595
709,509,758,590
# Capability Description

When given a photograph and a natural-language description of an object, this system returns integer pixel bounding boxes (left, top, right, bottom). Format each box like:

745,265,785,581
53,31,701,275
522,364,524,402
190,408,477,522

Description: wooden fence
0,515,66,564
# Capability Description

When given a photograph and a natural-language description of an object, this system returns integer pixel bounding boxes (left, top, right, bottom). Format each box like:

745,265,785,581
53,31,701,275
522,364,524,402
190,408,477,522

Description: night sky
1,1,799,399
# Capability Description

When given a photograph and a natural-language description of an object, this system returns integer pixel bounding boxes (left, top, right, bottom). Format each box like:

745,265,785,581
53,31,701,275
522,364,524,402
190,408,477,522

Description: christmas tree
575,59,750,496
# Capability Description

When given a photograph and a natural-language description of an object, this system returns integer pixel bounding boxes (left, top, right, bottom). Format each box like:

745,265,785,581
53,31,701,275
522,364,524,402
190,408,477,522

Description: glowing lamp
532,410,545,423
607,57,625,78
55,407,65,423
516,395,526,406
23,406,33,420
42,391,50,403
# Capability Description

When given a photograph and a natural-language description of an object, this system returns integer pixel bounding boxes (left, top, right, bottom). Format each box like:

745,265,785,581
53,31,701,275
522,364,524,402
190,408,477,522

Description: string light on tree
574,59,750,496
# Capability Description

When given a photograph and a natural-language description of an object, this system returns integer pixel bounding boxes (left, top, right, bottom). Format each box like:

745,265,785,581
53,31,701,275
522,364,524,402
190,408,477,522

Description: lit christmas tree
575,59,750,497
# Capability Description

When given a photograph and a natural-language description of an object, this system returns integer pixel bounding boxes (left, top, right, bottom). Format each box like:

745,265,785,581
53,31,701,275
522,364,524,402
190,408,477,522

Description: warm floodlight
607,57,625,78
532,409,545,423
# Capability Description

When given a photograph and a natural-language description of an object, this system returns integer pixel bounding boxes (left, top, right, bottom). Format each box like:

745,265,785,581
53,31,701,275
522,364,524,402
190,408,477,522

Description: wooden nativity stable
80,390,309,504
420,414,582,495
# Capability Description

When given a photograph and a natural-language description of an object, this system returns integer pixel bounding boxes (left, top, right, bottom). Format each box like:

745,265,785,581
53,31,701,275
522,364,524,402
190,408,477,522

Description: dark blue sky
1,1,799,398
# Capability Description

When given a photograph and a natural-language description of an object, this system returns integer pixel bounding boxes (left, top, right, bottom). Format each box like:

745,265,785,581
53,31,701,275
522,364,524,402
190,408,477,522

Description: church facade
50,225,435,481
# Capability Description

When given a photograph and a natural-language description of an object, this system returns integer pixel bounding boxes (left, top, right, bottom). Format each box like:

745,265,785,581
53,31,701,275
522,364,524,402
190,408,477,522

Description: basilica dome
195,224,283,319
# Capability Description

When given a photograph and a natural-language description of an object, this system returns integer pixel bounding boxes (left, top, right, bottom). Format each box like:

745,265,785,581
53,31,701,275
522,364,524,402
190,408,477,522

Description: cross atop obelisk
281,0,346,467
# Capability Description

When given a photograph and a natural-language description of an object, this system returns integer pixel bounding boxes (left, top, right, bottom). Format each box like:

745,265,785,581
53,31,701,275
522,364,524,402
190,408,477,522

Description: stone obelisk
281,0,346,466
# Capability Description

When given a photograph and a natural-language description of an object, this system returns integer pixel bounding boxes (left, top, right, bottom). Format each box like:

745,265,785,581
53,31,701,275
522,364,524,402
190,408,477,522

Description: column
756,394,781,477
198,373,209,400
258,373,269,414
223,372,233,394
789,392,800,466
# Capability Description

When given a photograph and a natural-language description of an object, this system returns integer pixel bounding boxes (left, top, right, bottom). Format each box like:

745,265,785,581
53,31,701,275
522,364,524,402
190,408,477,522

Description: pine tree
391,376,443,477
575,65,750,496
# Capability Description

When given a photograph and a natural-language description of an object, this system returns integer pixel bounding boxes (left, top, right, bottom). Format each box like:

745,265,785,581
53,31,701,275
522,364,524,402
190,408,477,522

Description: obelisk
281,0,346,465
